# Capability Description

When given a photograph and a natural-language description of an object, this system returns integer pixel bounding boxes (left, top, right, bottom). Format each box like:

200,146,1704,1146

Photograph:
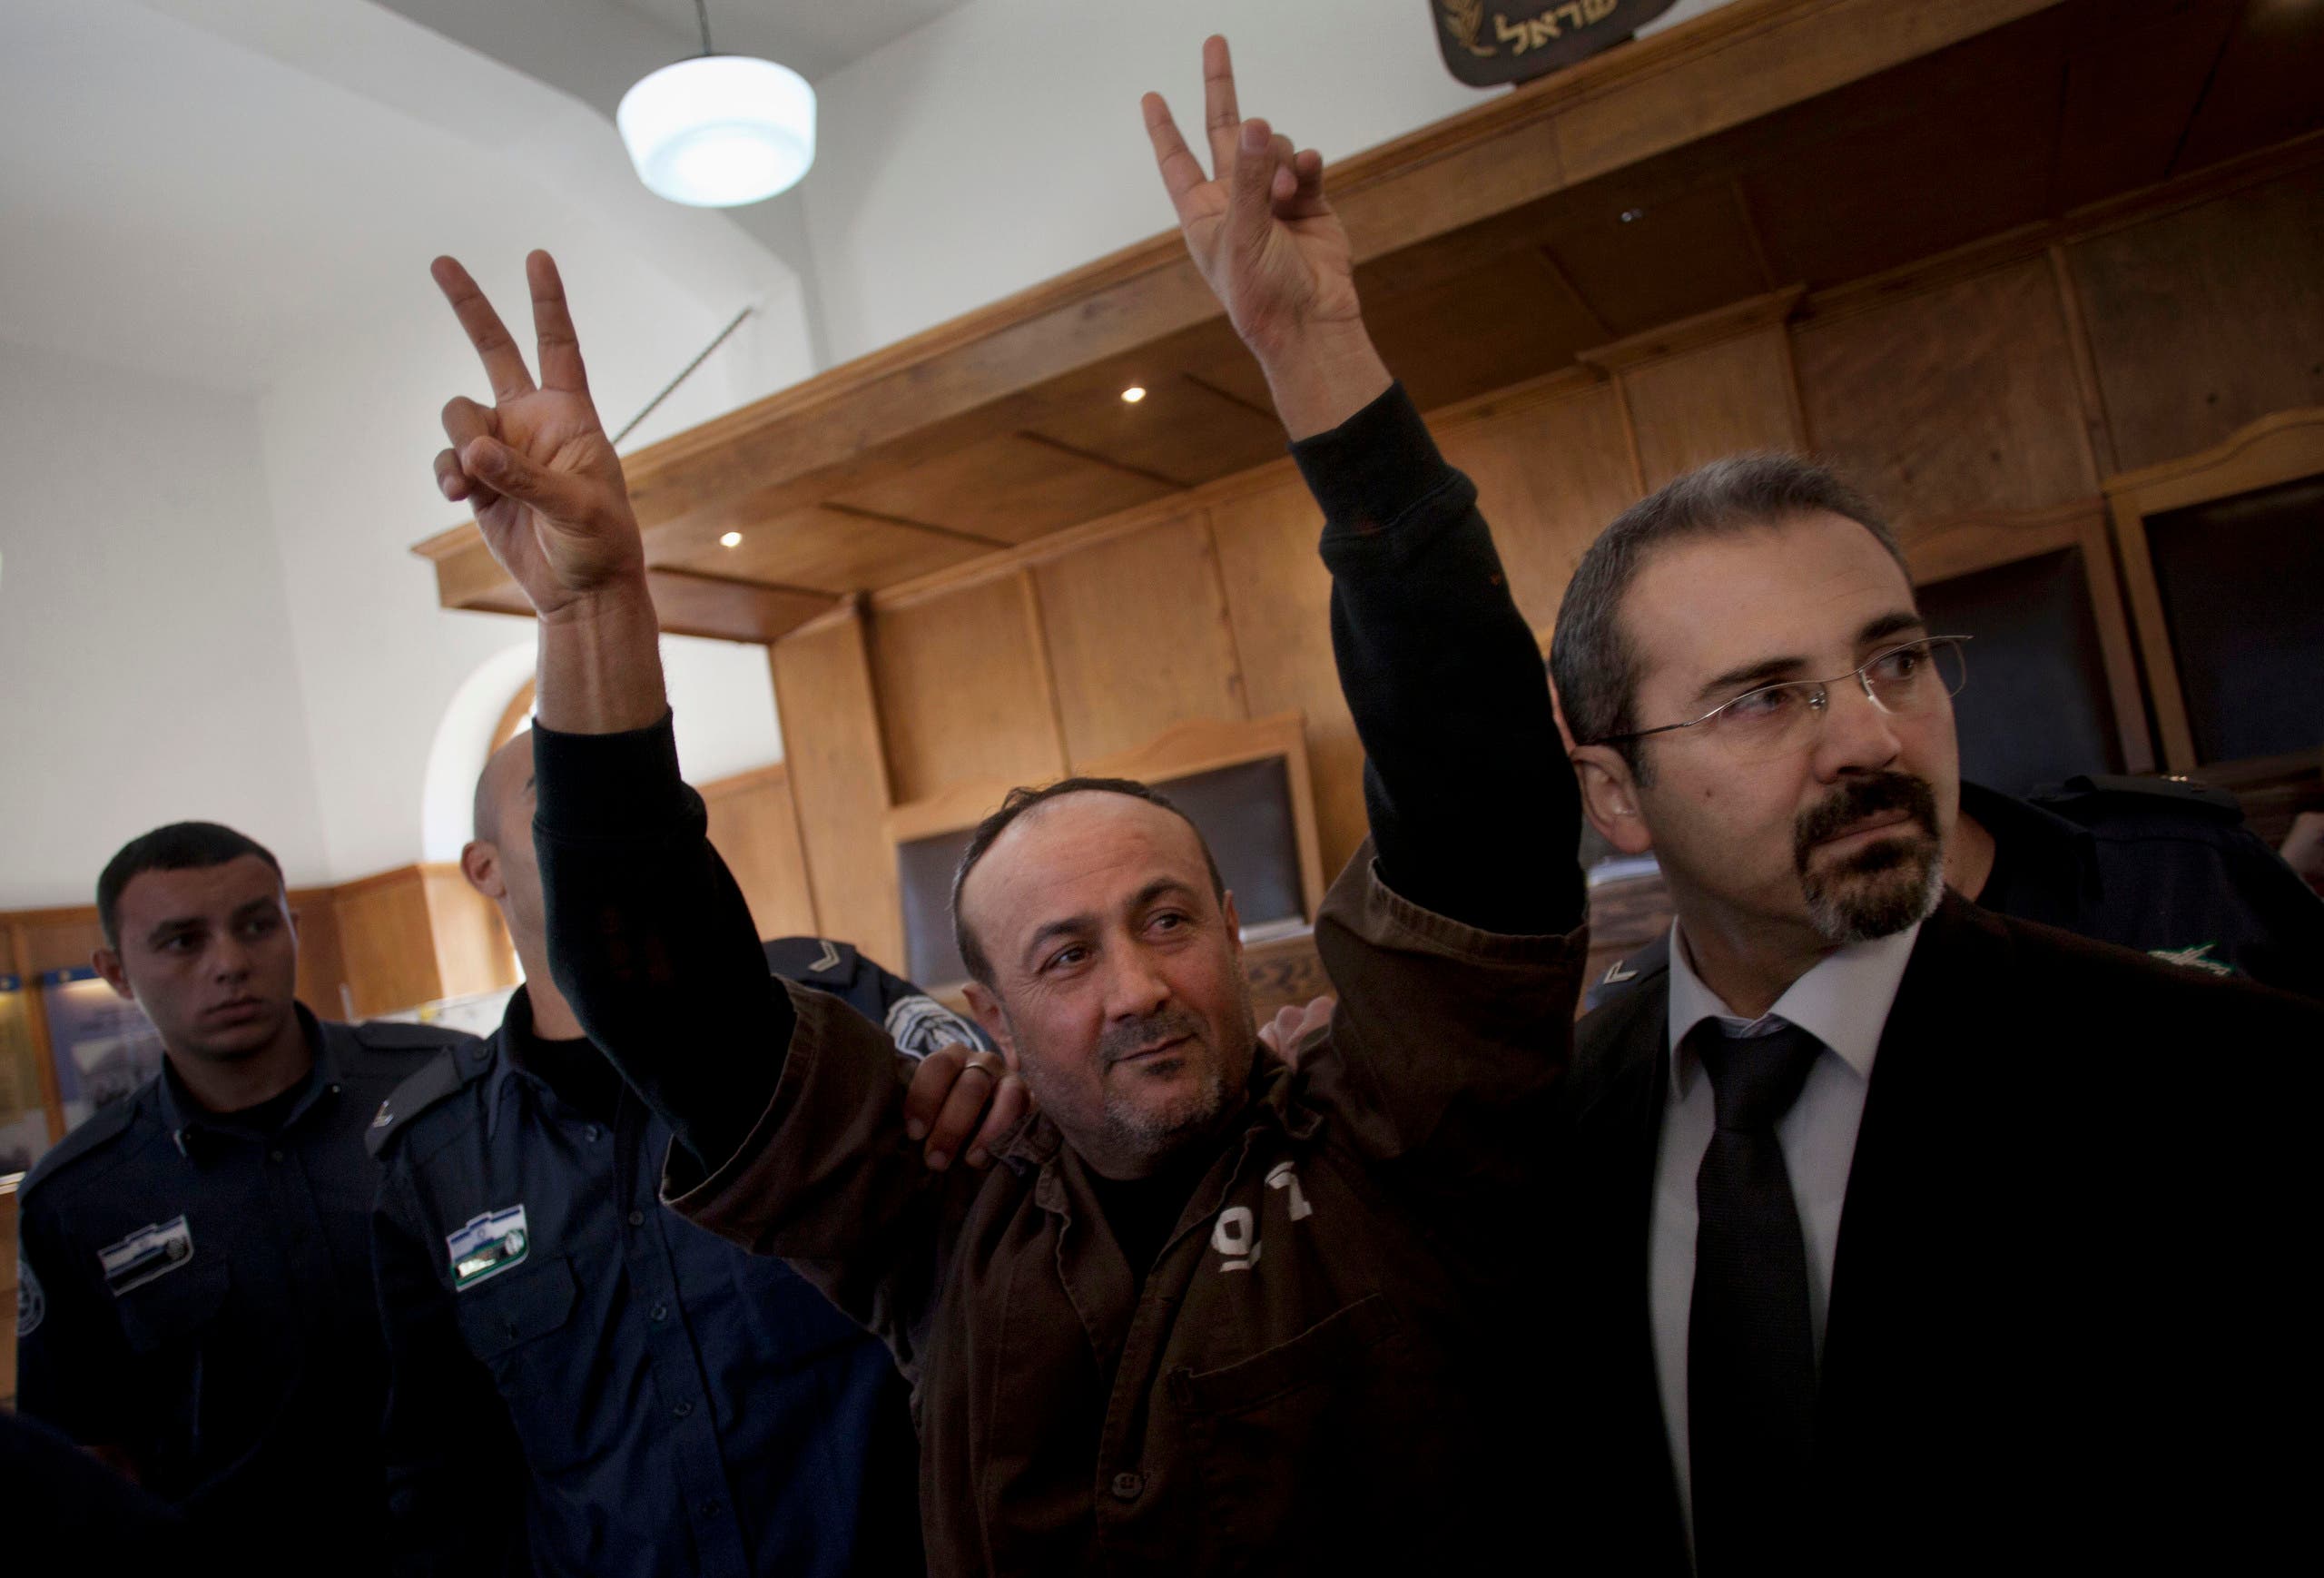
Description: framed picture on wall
41,967,166,1135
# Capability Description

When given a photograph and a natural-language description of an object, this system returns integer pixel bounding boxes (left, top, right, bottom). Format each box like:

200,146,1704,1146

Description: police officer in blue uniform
369,732,1011,1576
14,823,474,1574
1586,774,2324,1007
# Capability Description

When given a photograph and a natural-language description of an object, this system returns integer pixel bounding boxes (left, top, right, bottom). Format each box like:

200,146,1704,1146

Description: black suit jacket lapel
1813,896,2020,1562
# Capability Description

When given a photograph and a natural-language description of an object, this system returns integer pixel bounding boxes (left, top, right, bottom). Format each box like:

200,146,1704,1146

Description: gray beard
1802,833,1945,943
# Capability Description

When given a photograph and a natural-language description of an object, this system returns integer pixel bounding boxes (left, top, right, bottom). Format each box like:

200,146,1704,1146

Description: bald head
473,730,535,849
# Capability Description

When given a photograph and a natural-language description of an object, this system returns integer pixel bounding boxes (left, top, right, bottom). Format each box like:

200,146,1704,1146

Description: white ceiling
0,0,967,395
606,0,973,84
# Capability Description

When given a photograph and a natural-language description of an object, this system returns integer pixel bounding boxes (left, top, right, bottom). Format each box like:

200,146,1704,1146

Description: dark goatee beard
1793,771,1945,943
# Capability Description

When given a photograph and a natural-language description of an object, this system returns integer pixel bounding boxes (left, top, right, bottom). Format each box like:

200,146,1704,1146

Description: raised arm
429,257,1021,1192
1144,39,1581,936
428,252,783,1172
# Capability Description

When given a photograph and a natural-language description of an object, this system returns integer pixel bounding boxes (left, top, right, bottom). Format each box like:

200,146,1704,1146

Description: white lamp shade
617,54,816,207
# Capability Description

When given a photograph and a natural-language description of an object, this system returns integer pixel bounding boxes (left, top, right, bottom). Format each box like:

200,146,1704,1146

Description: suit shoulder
366,1044,492,1159
16,1089,153,1200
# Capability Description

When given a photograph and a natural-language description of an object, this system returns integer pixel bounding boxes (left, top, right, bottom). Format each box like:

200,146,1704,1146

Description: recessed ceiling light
720,531,743,547
1121,386,1147,403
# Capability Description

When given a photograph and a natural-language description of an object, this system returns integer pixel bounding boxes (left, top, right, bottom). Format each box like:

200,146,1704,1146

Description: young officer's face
960,793,1256,1179
1572,512,1961,948
95,855,301,1063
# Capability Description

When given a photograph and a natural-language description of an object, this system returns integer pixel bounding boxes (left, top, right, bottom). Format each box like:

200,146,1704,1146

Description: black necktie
1687,1020,1824,1575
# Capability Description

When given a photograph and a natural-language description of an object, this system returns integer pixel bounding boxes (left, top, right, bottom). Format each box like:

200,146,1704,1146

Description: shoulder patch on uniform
16,1257,44,1338
883,993,985,1060
763,935,858,980
366,1048,481,1158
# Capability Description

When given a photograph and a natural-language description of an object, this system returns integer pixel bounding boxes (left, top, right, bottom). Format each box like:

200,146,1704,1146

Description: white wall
0,340,330,907
800,0,1738,362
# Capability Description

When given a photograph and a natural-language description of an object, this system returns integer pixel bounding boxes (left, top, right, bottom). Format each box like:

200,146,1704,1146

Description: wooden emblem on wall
1433,0,1679,85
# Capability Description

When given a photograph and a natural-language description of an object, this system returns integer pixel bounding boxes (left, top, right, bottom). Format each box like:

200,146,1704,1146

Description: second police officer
369,731,1017,1575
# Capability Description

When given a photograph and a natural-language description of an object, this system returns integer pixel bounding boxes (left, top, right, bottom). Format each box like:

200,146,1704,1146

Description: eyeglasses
1589,636,1971,763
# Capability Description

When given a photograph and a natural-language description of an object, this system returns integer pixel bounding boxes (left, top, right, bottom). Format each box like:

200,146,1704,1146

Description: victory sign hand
431,251,646,619
1141,37,1389,438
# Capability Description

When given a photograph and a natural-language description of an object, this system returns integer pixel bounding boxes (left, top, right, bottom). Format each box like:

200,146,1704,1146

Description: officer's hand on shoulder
903,1043,1029,1172
1258,996,1335,1065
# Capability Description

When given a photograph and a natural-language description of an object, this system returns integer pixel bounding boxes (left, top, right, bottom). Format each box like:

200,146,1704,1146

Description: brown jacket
671,846,1586,1576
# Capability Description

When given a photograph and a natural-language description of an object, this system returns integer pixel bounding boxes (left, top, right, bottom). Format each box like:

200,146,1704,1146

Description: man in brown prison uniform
420,39,1581,1575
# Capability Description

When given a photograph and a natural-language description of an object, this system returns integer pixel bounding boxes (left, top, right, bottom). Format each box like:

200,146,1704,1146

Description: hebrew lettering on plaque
1433,0,1679,84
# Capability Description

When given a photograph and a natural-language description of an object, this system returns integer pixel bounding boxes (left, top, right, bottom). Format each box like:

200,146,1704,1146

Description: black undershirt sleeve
532,713,793,1174
1292,382,1585,936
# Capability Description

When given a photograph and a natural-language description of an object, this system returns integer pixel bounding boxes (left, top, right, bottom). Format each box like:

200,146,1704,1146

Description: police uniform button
673,1400,694,1418
698,1501,721,1517
584,1126,601,1142
650,1303,669,1322
269,1149,285,1163
627,1210,645,1227
1111,1471,1144,1502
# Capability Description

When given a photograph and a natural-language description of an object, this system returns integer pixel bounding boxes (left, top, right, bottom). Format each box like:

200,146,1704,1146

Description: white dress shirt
1650,918,1920,1552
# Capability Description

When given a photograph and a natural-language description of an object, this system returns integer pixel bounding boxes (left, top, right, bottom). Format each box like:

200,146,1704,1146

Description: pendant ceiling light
617,0,816,208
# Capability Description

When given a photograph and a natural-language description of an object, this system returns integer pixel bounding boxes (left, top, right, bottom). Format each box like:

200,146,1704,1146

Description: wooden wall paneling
2051,0,2240,212
288,887,352,1021
828,431,1182,546
1034,512,1249,767
330,868,445,1020
1357,251,1610,414
419,865,518,1003
2046,244,2121,478
1601,326,1807,491
869,573,1068,805
1790,258,2101,526
770,610,907,967
700,764,823,943
1738,29,2064,290
663,504,998,595
1542,180,1779,338
1020,362,1287,488
6,922,65,1147
2066,168,2324,471
1206,478,1370,881
17,912,105,976
2171,0,2324,176
1435,379,1647,635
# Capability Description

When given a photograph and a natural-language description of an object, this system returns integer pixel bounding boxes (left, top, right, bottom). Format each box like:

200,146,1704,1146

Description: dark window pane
2145,474,2324,765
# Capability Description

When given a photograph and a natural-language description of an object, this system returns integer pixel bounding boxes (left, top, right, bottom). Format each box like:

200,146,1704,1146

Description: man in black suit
1545,459,2319,1573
